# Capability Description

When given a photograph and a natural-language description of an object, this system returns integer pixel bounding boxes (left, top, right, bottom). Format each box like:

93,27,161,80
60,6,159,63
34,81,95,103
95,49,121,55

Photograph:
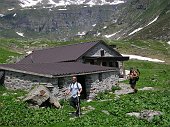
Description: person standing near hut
128,68,138,93
66,76,82,116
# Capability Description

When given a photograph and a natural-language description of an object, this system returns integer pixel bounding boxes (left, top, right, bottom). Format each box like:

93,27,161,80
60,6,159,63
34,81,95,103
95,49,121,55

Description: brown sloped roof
18,41,99,64
0,62,117,78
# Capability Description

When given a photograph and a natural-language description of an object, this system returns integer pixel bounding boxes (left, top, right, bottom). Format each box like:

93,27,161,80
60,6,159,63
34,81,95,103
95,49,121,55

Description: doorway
0,70,5,85
77,75,87,99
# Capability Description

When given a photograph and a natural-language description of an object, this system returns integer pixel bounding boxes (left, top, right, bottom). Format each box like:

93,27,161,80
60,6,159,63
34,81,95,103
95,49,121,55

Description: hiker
128,68,139,93
66,76,82,116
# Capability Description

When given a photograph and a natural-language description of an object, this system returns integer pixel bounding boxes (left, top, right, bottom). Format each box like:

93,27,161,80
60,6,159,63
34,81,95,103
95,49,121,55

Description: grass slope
0,38,170,64
107,39,170,64
0,47,19,63
0,60,170,127
0,38,169,126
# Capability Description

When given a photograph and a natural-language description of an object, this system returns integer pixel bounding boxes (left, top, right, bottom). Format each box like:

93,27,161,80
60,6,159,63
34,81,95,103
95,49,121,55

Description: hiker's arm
78,88,82,94
65,86,71,95
65,89,70,95
78,83,82,95
127,73,132,79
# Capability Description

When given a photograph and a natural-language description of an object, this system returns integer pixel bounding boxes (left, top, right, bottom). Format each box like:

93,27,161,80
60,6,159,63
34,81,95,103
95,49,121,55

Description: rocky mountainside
0,0,169,41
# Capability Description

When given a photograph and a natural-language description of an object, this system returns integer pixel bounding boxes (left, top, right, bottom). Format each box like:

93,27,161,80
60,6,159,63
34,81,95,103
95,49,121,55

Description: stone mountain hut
0,40,129,99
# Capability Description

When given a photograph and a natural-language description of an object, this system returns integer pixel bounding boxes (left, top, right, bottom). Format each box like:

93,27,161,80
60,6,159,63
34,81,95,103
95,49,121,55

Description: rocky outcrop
0,5,116,40
0,0,169,41
23,85,61,108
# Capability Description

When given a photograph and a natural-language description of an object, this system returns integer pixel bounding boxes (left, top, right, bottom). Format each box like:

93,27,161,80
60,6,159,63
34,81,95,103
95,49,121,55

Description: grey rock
138,87,154,91
102,110,110,115
23,85,61,108
127,110,162,122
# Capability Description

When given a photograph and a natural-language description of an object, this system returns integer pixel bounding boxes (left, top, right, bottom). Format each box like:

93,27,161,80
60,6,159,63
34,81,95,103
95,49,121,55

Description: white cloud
122,54,165,63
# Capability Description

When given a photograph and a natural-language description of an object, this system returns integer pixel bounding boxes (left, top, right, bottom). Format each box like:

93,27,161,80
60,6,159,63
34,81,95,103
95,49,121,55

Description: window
115,62,119,67
109,62,113,67
102,62,107,66
100,50,104,57
58,77,64,89
113,62,119,67
90,60,94,65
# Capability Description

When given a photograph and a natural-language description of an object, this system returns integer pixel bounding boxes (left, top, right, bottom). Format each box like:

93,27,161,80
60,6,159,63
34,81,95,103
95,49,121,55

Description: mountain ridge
0,0,169,41
19,0,126,8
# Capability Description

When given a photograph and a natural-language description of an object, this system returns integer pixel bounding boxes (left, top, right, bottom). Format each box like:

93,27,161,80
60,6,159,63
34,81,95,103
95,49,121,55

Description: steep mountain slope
129,1,170,41
91,0,170,41
0,5,119,40
0,0,169,41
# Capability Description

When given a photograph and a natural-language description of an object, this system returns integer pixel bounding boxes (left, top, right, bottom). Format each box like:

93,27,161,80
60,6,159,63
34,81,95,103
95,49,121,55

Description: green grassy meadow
0,38,170,126
0,60,170,127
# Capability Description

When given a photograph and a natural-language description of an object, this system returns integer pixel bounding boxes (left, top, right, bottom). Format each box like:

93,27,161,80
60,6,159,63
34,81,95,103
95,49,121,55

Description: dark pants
129,79,136,88
70,97,80,115
129,79,137,93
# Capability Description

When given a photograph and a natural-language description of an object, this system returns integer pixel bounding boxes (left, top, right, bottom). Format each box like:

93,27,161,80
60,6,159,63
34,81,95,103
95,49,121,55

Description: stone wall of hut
4,70,119,100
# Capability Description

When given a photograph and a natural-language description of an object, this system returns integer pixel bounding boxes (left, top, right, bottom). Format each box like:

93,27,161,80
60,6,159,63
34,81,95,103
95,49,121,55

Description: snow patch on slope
129,16,159,36
129,27,143,36
146,16,159,26
0,14,5,17
19,0,125,7
122,54,164,63
8,8,15,11
13,13,17,17
77,31,86,36
58,8,67,10
19,0,43,8
16,32,24,37
104,30,121,38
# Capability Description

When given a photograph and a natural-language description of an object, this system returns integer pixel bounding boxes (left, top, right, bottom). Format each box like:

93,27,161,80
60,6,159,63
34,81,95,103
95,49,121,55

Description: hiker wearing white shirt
66,76,82,116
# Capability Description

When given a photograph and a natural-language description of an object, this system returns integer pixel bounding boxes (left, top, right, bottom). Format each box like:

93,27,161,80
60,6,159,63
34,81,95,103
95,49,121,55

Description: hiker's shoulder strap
69,83,73,90
76,82,80,90
77,82,82,90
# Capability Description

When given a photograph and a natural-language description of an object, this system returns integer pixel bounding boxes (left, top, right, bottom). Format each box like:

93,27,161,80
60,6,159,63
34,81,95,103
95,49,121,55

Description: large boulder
23,85,61,108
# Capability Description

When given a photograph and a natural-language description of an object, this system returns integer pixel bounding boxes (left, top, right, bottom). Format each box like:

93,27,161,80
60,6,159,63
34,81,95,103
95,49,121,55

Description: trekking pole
77,94,81,117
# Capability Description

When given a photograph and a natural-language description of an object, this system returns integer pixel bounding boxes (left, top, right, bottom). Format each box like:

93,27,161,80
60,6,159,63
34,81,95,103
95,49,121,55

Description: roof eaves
0,66,53,78
53,68,117,78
